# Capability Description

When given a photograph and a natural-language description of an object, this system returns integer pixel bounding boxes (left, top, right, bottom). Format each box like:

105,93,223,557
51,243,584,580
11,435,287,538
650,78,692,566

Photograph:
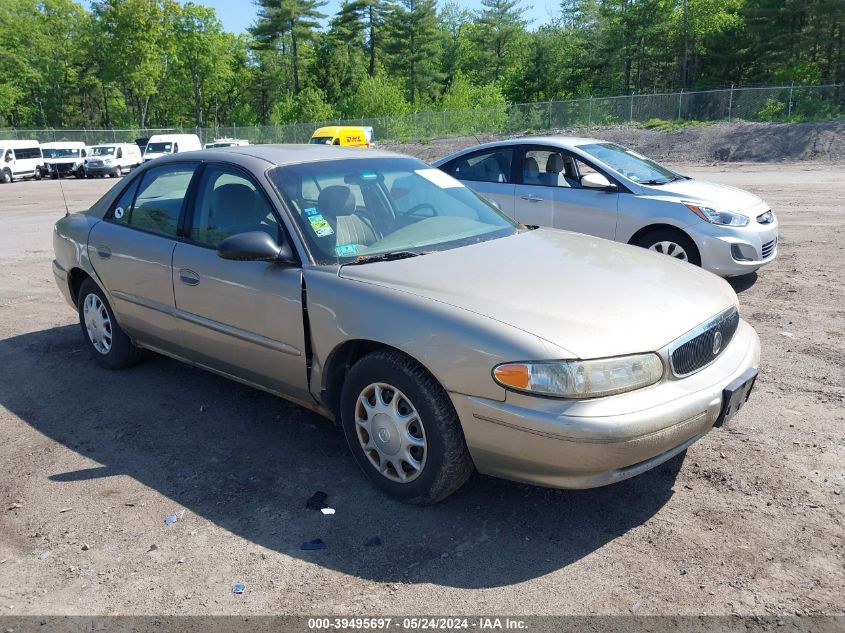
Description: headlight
685,203,748,227
493,354,664,399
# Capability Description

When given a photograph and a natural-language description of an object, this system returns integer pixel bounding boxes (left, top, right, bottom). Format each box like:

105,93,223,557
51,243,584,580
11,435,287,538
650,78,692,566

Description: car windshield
146,142,173,154
309,136,334,145
90,146,116,156
44,148,80,158
269,157,520,265
577,142,679,184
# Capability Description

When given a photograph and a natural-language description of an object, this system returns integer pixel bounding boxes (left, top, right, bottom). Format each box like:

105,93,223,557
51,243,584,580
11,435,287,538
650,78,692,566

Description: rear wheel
1,169,11,184
340,350,474,504
636,228,701,266
77,278,143,370
33,169,42,181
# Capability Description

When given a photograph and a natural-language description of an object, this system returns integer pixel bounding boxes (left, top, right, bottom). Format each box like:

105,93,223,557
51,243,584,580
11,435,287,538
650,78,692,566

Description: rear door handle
95,245,111,259
179,269,200,286
520,194,544,202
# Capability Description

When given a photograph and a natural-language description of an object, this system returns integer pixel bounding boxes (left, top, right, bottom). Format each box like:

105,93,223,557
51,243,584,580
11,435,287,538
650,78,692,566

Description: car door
171,163,310,402
441,147,517,217
87,162,199,353
513,145,620,239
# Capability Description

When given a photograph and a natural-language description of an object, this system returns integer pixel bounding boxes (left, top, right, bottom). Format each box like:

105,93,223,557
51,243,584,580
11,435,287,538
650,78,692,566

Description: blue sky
84,0,562,33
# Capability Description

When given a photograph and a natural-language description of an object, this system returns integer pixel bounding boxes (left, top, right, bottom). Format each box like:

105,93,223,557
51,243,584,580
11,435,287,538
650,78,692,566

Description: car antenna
57,174,70,216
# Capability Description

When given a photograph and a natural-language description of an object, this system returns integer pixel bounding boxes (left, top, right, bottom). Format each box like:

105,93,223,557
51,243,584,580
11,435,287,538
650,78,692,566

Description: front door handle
520,194,544,202
95,245,112,259
179,269,200,286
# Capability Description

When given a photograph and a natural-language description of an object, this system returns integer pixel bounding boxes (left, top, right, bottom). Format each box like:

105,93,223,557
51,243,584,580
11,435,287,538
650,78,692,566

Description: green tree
472,0,527,84
341,72,409,116
385,0,444,104
252,0,326,95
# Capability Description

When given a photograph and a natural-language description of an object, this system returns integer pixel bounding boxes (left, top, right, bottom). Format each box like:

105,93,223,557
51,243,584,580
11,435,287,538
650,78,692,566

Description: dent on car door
445,148,516,217
171,163,310,402
87,162,199,352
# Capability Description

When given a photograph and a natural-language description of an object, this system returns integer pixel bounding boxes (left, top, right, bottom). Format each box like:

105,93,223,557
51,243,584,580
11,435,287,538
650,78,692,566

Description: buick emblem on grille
712,331,723,355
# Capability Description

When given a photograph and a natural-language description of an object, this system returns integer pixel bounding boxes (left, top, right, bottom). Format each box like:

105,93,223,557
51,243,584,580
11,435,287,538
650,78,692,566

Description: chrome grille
670,308,740,377
761,238,777,258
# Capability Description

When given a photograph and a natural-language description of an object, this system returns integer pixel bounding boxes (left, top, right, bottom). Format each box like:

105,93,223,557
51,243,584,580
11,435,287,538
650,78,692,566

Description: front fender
303,268,569,403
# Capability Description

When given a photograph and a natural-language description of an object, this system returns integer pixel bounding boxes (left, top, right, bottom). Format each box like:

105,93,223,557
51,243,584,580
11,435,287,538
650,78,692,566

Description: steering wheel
404,202,438,219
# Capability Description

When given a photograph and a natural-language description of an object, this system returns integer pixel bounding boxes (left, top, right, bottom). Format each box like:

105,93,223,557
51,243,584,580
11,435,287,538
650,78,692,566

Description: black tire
50,171,58,180
1,169,10,184
77,278,143,370
635,227,701,267
340,350,474,504
33,169,42,181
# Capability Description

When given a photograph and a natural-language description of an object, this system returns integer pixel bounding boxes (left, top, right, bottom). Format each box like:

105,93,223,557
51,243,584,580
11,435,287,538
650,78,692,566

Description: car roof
167,143,407,167
434,135,610,164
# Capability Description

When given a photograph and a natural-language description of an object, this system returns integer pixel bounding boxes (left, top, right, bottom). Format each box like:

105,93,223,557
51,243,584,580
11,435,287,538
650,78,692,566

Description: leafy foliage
0,0,842,129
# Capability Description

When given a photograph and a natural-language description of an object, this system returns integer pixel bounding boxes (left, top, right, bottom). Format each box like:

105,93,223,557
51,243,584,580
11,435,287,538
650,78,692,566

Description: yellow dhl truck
308,126,373,148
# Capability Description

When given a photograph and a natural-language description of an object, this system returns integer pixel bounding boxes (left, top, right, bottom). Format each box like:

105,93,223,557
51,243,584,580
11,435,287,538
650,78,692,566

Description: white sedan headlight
493,354,664,399
685,203,749,227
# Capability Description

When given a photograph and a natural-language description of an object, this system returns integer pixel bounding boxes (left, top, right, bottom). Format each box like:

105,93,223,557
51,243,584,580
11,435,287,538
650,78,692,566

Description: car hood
640,178,765,213
338,229,738,359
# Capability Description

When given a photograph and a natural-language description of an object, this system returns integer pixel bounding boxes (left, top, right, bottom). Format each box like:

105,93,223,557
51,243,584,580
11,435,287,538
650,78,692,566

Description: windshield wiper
344,250,423,266
643,176,683,185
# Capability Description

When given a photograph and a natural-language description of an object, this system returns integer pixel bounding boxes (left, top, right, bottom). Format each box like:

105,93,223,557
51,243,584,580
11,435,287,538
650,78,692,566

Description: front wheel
77,278,143,370
1,169,11,184
33,169,42,180
340,350,474,504
635,228,701,267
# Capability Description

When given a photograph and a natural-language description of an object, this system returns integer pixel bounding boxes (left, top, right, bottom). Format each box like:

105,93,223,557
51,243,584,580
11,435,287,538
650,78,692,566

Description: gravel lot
0,155,843,617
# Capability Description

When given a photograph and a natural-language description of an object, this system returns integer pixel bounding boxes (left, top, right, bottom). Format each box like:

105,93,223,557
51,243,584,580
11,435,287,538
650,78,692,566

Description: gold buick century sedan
52,145,760,504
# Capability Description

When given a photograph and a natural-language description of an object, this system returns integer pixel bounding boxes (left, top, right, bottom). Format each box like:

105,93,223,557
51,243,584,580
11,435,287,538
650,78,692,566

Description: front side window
118,163,198,237
577,142,679,184
269,157,519,264
522,149,583,188
189,165,279,248
448,149,513,184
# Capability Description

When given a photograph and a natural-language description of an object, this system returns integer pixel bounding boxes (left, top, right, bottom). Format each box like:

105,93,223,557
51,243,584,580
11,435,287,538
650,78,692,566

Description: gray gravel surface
0,152,843,615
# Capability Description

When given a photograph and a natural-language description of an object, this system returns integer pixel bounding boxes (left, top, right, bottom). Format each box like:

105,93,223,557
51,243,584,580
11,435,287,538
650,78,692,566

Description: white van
84,143,142,178
143,133,202,162
41,142,88,179
204,138,250,149
0,140,44,183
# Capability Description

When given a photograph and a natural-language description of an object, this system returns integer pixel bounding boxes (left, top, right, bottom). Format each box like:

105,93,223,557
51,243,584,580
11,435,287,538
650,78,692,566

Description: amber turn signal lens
493,363,530,390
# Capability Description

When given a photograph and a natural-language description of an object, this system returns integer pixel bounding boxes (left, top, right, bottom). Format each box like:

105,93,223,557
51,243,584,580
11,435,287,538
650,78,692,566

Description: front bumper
689,212,779,277
451,320,760,489
85,165,120,176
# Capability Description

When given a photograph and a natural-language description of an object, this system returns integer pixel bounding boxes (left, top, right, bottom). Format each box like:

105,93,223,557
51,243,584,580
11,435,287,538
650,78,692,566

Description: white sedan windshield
578,142,679,184
270,157,520,263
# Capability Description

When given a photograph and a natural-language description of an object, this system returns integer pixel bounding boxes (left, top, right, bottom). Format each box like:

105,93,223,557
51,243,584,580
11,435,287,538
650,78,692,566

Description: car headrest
524,157,540,178
212,183,257,225
546,153,564,174
318,185,356,219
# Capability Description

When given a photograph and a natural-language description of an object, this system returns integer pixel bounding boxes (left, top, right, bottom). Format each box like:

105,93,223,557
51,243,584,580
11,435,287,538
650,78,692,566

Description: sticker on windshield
335,243,359,257
303,206,319,217
415,168,464,189
114,207,125,219
307,213,334,237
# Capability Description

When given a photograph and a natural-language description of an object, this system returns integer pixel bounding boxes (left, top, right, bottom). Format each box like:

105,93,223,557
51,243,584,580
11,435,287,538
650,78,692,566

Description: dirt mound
382,119,845,164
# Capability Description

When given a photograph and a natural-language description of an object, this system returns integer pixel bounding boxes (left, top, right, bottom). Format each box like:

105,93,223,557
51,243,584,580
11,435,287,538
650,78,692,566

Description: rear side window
447,149,513,184
110,163,198,237
13,147,42,160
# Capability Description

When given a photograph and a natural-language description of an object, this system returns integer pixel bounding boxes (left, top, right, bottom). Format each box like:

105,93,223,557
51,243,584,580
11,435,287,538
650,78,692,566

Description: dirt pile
382,119,845,164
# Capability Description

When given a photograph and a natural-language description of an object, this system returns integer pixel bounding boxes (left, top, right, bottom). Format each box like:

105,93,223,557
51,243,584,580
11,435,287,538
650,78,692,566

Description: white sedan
434,137,779,277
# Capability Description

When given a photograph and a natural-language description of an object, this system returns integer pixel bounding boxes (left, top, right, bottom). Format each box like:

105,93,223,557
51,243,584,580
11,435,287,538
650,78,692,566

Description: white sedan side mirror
581,172,616,191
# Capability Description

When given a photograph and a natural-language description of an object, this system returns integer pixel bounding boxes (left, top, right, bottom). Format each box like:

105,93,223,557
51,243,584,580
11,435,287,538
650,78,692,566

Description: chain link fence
2,84,842,146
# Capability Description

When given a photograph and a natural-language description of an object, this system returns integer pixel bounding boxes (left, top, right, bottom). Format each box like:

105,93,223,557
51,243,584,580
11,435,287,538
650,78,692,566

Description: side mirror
581,172,617,191
217,231,296,264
